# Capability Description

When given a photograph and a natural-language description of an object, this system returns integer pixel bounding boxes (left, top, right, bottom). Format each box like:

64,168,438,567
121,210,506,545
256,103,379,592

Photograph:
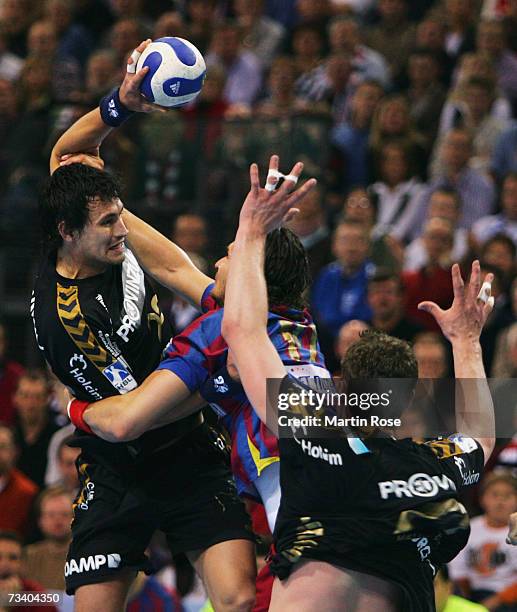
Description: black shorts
65,424,253,595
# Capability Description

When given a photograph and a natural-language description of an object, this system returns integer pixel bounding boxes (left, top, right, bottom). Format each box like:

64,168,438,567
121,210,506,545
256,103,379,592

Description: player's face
74,198,128,271
213,243,234,298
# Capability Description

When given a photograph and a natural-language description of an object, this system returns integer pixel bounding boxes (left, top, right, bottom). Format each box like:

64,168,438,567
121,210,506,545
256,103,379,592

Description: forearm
50,108,111,173
123,210,213,306
452,339,495,459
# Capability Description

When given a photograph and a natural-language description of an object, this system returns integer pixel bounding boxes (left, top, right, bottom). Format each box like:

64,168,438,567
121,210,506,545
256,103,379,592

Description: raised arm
50,41,213,306
221,156,317,424
418,261,495,464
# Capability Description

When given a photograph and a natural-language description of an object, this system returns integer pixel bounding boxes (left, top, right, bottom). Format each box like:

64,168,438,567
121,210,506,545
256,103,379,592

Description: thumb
417,301,443,318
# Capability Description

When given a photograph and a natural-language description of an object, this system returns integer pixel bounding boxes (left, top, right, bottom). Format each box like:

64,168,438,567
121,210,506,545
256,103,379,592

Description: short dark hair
264,228,310,310
341,329,418,379
482,233,516,260
430,187,462,210
40,164,122,251
0,530,22,547
16,369,52,395
368,269,403,292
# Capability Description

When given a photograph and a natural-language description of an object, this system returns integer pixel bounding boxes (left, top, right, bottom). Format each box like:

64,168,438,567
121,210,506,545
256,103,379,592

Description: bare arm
82,370,202,442
418,261,495,464
221,156,317,426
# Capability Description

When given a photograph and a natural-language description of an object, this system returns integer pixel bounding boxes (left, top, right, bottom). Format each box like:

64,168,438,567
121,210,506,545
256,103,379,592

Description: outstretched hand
119,39,169,113
418,260,494,343
507,512,517,545
239,155,317,235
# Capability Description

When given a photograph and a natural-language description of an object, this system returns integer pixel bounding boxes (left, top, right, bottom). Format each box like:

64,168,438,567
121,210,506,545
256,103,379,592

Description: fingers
265,155,280,192
417,301,444,320
127,39,151,73
467,259,482,303
249,163,260,196
273,161,303,199
283,208,300,224
451,263,465,302
130,65,150,88
285,177,317,208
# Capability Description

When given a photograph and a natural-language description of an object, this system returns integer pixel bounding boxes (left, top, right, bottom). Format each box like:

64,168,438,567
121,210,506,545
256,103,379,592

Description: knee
211,583,256,612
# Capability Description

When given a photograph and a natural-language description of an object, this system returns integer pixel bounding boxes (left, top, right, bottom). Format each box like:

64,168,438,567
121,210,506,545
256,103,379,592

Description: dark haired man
220,159,496,610
38,41,320,611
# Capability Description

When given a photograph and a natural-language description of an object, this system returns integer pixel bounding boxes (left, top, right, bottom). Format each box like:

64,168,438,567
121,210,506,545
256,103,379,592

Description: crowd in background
1,0,517,610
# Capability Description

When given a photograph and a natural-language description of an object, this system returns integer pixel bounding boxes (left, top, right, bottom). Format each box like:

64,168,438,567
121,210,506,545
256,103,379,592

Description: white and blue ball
136,37,206,107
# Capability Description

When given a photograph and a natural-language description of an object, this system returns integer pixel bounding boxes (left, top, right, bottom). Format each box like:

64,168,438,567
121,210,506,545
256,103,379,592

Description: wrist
68,399,94,434
99,87,135,127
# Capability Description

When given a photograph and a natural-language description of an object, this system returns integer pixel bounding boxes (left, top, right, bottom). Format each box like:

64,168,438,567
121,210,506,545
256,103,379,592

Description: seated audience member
367,270,423,342
13,371,60,488
369,139,425,244
45,436,79,494
404,188,468,272
286,185,333,280
333,320,369,374
492,318,517,379
343,187,403,272
0,531,58,612
421,128,496,233
206,21,263,107
153,11,184,40
109,17,146,73
402,218,454,331
440,0,477,63
255,56,309,119
472,172,517,247
479,234,516,293
450,472,517,610
0,425,38,538
0,321,24,426
406,48,447,144
311,217,374,340
434,565,488,612
491,123,517,182
413,333,449,379
330,80,384,191
414,16,454,85
369,95,429,180
23,486,72,591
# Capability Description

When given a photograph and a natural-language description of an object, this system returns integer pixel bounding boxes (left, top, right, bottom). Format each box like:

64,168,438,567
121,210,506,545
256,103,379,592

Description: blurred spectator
295,0,331,32
502,0,517,53
43,0,93,68
127,572,184,612
435,76,509,174
414,16,454,84
74,0,115,44
0,425,38,538
291,24,325,87
405,48,447,144
365,0,415,82
450,472,517,610
184,0,218,55
80,49,118,103
0,26,23,81
45,436,79,494
369,95,428,179
153,11,184,40
0,322,24,427
404,188,468,272
434,565,489,612
413,333,448,379
334,320,369,369
476,19,517,111
343,187,403,272
311,218,374,339
367,269,423,341
331,79,384,190
207,21,263,107
473,173,517,246
492,313,517,378
0,0,32,57
256,56,309,118
235,0,285,68
327,15,391,88
26,20,82,103
0,531,58,612
369,139,425,243
287,184,333,281
13,371,60,488
440,0,477,62
480,234,517,292
491,122,517,182
172,213,209,262
402,217,455,331
109,17,146,73
423,128,496,231
23,486,72,590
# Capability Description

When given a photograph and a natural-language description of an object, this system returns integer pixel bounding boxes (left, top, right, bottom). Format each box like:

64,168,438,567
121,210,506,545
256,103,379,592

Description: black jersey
272,375,485,611
31,249,199,466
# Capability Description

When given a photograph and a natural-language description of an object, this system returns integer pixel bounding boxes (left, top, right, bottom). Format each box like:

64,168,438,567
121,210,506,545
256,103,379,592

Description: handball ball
136,37,206,107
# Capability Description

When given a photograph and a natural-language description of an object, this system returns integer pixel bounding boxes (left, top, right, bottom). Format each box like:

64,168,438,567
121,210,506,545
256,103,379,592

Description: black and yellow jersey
31,248,198,465
272,375,485,611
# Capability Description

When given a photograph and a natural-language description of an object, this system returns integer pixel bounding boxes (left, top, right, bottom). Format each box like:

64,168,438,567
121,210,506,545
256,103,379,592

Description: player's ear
58,220,77,243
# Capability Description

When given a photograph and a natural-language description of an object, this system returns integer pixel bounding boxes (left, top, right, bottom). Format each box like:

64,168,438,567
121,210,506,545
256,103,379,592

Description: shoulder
9,469,39,497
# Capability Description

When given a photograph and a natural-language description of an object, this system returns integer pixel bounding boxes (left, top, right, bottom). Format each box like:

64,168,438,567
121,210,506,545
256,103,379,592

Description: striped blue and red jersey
158,285,328,498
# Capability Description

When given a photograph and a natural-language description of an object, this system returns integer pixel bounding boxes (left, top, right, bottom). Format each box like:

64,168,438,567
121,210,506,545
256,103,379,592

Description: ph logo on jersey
103,359,137,394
